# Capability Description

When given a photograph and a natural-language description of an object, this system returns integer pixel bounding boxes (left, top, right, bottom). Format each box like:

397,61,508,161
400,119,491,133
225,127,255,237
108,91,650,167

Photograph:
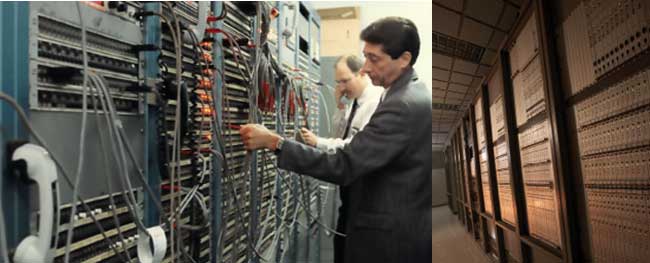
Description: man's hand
239,124,282,151
300,128,318,147
334,86,346,110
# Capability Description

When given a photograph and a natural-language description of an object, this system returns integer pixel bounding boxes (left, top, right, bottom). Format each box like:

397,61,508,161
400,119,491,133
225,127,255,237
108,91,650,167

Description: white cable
0,91,129,262
149,5,182,259
264,166,292,260
280,184,301,262
90,74,149,237
63,2,89,262
254,152,279,251
170,155,208,224
91,87,133,261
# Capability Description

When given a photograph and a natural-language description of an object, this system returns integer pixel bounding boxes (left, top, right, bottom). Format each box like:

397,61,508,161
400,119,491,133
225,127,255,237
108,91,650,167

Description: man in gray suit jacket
240,17,432,263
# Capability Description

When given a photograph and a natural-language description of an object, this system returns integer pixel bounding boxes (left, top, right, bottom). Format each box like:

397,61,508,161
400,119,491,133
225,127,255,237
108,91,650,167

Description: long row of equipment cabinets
445,0,650,262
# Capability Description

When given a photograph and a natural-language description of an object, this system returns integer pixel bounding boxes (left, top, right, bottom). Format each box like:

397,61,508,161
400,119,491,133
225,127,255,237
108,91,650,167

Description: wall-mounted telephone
11,144,57,263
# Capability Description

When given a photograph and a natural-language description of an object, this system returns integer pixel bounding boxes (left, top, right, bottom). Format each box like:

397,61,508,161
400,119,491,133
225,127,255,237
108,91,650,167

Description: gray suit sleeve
277,99,411,186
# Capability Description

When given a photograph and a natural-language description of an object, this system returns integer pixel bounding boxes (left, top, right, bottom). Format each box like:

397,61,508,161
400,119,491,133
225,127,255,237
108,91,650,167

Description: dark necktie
343,99,359,139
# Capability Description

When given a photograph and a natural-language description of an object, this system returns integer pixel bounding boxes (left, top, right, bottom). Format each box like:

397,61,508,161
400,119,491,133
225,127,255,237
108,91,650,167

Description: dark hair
360,17,420,66
335,55,364,74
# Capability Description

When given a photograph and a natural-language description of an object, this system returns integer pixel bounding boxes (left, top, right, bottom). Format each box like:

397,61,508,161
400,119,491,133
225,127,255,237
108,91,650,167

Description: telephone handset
11,144,57,263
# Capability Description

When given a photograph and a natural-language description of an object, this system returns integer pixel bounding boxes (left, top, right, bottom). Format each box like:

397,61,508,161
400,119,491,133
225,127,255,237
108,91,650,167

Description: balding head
335,55,364,74
334,55,368,100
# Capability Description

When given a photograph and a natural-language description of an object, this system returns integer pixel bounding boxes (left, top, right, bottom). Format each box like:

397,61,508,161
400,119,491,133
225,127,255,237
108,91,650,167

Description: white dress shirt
316,83,383,153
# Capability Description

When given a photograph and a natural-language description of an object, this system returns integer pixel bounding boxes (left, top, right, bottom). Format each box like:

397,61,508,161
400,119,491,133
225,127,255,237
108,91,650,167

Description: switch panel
575,65,650,262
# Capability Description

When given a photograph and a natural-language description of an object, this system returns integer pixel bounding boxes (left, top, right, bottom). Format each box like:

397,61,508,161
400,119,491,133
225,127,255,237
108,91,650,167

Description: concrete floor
432,205,491,263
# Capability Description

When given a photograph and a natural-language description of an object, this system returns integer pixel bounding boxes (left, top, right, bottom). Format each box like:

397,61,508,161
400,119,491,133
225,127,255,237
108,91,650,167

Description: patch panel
586,188,650,262
509,14,540,80
580,147,650,184
513,54,546,126
490,97,505,141
495,157,510,182
31,3,144,115
498,184,516,225
518,119,550,149
1,2,326,262
559,2,596,95
37,16,137,61
37,89,139,113
524,185,561,247
577,106,650,156
487,90,515,224
37,40,138,75
483,181,494,215
54,222,137,263
572,35,650,259
585,0,650,77
575,69,650,128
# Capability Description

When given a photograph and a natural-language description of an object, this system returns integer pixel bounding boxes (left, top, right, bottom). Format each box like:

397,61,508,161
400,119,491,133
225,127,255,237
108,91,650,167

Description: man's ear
398,52,412,69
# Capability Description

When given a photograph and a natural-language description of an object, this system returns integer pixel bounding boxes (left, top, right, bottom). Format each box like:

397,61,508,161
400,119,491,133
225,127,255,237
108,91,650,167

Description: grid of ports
38,16,137,59
38,89,139,112
38,41,138,76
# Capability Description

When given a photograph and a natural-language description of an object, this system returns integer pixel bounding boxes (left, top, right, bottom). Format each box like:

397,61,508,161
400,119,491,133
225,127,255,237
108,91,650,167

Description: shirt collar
382,68,417,101
356,83,372,105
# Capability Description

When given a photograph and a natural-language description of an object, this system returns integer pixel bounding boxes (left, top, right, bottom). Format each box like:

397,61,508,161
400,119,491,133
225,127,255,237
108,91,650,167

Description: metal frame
0,1,30,252
477,85,509,263
456,128,470,229
249,8,261,262
499,47,532,262
143,1,162,229
534,0,581,261
273,3,286,263
462,117,482,241
468,101,491,253
458,123,473,234
210,2,225,262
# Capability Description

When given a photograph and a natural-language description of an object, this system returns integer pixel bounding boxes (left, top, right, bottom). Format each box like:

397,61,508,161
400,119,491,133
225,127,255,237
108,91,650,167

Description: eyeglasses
335,77,353,85
335,73,358,85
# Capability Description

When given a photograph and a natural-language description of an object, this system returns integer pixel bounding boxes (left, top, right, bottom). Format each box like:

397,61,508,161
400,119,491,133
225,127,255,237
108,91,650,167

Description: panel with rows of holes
488,63,517,226
219,2,255,262
26,2,148,261
474,97,493,216
157,2,214,261
509,13,562,248
585,0,650,79
574,66,650,263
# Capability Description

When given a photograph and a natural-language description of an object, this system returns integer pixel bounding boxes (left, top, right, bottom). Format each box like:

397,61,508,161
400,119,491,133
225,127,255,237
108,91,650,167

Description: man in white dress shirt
300,55,382,152
299,54,382,263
